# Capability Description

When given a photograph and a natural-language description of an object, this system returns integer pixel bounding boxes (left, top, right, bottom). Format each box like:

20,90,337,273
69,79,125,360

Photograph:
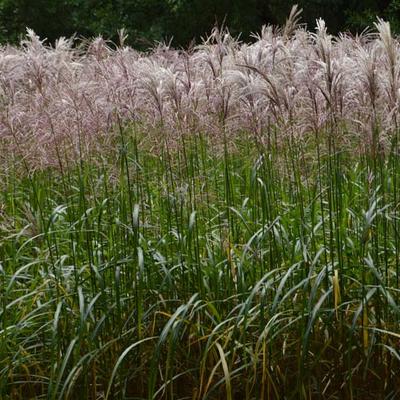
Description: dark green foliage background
0,0,399,48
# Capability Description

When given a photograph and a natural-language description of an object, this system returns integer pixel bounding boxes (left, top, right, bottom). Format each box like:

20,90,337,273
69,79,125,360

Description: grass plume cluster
1,8,400,167
1,7,400,400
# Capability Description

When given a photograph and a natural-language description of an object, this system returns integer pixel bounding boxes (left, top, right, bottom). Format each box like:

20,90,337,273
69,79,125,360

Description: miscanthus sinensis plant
1,7,400,400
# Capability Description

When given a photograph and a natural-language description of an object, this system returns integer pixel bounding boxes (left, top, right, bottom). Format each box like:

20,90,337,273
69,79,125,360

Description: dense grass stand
1,9,400,399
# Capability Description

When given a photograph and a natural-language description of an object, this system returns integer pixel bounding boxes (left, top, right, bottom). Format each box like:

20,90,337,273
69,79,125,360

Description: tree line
0,0,399,48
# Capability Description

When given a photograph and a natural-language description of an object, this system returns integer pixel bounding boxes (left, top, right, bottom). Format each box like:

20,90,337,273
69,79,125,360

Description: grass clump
1,8,400,399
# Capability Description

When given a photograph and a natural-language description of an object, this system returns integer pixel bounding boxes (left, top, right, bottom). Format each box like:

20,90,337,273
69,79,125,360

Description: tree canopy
0,0,399,48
